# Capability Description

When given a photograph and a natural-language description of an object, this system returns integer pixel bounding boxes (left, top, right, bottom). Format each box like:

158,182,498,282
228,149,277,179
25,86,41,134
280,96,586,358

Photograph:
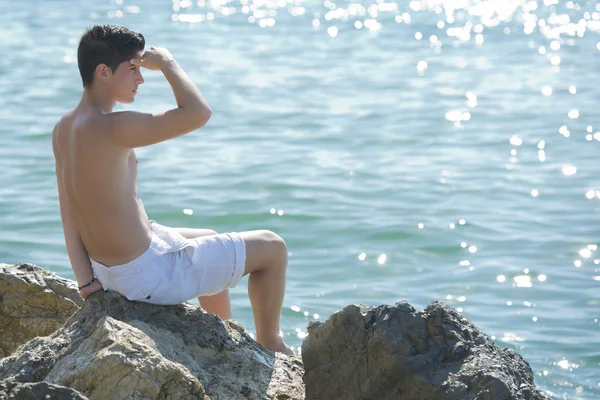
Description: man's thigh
174,227,287,277
238,230,287,276
174,227,218,239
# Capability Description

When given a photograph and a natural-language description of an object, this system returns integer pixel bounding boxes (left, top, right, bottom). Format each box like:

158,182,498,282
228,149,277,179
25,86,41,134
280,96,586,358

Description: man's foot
261,336,295,356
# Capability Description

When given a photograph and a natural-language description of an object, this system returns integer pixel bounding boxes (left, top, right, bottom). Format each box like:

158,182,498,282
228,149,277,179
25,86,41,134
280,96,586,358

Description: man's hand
130,47,175,71
79,278,104,300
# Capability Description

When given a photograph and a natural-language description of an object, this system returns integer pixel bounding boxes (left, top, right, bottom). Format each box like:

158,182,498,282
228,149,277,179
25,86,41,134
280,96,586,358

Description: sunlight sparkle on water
514,275,532,288
579,248,592,258
445,110,471,122
541,86,553,96
538,150,546,162
556,359,579,370
562,165,577,175
510,135,523,146
466,91,477,107
502,332,526,342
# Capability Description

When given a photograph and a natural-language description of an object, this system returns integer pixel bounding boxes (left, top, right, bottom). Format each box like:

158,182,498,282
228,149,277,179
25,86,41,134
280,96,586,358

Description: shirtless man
52,25,292,355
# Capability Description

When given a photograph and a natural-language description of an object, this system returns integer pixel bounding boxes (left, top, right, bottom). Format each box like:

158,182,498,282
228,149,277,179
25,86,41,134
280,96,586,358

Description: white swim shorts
89,220,246,305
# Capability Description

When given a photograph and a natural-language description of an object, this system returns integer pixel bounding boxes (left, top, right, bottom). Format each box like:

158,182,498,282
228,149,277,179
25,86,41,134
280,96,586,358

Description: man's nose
137,71,144,84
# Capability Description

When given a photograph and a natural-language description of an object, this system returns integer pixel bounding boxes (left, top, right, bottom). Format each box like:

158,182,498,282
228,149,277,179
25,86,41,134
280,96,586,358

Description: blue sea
1,0,599,398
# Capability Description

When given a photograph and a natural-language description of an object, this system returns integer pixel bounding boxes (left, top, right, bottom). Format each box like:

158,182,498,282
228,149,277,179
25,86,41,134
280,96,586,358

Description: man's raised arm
105,47,212,148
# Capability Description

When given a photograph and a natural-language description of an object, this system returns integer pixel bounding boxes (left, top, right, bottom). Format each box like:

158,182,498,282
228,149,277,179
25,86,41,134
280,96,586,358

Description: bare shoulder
100,109,149,132
91,110,146,146
52,110,104,157
51,114,68,159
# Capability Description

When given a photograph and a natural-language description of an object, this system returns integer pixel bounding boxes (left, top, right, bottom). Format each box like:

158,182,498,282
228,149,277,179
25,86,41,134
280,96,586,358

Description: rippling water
1,0,600,397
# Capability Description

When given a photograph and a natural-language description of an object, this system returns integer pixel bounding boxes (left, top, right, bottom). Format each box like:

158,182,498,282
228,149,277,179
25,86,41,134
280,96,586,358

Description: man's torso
53,108,152,266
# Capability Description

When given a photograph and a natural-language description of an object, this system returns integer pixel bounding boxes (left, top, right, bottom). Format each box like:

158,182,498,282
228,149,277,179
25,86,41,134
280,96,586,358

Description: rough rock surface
0,264,549,400
302,301,549,400
0,263,83,359
0,380,89,399
0,290,305,400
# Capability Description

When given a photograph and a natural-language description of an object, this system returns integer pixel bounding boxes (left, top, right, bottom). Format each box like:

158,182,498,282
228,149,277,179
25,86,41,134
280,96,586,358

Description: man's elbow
194,107,212,128
180,107,212,132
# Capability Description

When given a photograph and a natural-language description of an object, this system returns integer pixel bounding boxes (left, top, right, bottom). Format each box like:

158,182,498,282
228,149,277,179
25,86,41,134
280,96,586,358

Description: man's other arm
53,132,102,299
55,164,98,291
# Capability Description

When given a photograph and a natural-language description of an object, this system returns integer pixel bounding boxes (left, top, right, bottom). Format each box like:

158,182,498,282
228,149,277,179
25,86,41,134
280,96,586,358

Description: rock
302,301,548,400
0,380,89,399
0,263,84,359
0,263,548,399
0,290,305,400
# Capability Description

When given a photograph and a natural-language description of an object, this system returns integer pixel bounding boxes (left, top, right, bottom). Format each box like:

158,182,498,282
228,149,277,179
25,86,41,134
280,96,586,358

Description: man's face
111,51,144,104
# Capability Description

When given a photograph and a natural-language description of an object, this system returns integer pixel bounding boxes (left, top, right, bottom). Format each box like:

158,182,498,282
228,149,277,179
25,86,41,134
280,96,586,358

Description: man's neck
81,88,116,114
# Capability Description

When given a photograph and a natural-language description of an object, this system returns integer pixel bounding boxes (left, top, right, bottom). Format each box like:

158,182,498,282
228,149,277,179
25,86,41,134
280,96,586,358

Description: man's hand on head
130,47,175,71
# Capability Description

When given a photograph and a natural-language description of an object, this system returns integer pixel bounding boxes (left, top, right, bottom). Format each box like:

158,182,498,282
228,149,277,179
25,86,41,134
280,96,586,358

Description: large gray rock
302,301,548,400
0,263,548,399
0,380,89,400
0,290,304,400
0,263,83,359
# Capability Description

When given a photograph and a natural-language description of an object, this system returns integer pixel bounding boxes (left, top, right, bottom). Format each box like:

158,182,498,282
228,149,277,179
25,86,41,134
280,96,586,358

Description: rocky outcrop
0,263,83,359
302,301,548,400
0,380,89,399
0,289,304,400
0,263,549,399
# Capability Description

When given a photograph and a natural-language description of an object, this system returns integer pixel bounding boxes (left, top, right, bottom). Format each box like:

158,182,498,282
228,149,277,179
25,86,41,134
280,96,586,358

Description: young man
52,25,292,355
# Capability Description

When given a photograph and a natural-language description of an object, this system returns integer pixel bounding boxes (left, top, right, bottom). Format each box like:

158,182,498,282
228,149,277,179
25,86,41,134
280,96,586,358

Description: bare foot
262,337,295,356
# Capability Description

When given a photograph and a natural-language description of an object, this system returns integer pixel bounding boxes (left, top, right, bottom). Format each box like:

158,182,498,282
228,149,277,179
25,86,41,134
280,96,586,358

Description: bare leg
197,290,231,320
240,230,293,356
174,227,232,320
175,227,293,355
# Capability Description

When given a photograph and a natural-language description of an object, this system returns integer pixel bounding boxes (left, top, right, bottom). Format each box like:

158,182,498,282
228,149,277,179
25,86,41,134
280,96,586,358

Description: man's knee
258,230,288,264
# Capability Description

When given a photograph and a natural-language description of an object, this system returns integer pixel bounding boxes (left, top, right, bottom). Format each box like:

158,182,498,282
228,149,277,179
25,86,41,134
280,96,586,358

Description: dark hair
77,25,145,87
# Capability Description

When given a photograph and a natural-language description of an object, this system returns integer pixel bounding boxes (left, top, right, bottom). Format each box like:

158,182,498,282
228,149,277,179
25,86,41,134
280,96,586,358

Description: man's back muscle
53,110,152,267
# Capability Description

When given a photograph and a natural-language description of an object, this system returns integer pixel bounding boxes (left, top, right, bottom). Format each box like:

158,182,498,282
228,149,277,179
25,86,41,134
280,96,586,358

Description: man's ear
94,64,111,83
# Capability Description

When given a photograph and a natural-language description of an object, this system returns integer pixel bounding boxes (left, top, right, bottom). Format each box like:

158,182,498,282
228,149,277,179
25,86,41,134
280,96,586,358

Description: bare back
53,108,152,267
